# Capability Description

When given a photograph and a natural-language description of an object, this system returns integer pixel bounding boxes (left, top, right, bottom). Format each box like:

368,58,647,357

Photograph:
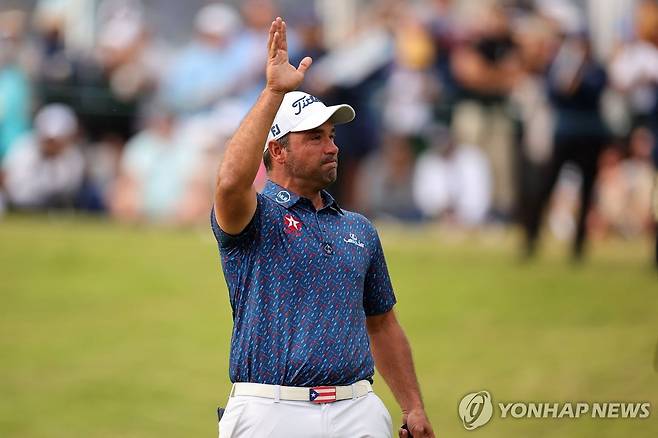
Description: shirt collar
320,189,344,215
262,180,344,215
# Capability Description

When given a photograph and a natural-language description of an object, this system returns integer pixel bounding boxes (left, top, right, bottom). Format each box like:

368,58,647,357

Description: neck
269,173,324,210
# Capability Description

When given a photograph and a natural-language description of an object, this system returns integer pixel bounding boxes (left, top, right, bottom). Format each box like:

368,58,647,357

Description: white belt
230,380,373,404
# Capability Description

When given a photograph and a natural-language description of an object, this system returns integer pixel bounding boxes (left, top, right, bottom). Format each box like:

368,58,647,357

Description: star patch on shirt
283,213,302,236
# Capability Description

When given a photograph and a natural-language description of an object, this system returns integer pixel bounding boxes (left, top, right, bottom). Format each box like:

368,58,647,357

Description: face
39,136,69,157
280,121,338,190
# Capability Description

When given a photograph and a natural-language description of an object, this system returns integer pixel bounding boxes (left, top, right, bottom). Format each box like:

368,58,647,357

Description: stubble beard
285,157,338,191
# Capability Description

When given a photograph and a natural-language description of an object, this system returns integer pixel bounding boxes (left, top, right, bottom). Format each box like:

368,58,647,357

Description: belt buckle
309,386,337,403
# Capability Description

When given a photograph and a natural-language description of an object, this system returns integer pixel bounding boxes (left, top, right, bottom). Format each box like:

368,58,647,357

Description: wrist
402,401,425,414
263,85,287,98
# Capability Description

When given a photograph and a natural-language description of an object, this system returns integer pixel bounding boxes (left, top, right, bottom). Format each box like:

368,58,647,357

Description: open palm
266,17,312,94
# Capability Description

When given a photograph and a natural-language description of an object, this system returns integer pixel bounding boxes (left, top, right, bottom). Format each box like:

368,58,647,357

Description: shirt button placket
316,211,333,257
323,242,333,255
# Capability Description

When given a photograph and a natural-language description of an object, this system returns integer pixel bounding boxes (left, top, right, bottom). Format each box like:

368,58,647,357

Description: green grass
0,216,656,437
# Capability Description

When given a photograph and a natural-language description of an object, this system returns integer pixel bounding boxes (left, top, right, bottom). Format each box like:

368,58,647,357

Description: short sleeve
363,227,396,316
210,196,262,255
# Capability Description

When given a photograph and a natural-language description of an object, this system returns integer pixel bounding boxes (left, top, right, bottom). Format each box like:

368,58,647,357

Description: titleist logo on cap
292,95,321,115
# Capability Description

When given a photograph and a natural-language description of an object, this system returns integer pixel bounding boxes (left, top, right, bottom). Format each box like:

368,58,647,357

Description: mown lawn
0,216,656,437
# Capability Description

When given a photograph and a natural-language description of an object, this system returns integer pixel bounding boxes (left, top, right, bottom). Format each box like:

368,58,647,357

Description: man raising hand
211,17,435,438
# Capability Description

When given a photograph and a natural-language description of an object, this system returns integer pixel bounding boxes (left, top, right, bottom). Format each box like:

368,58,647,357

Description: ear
268,139,287,164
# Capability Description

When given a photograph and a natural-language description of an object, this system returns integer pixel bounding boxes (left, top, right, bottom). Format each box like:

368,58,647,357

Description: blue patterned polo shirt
210,180,396,387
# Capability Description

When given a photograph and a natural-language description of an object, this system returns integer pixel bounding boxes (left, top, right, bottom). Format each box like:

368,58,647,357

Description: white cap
265,91,355,152
99,18,142,51
194,3,241,38
35,104,77,139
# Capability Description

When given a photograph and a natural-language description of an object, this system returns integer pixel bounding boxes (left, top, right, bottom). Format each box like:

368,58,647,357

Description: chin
325,170,338,185
315,172,337,190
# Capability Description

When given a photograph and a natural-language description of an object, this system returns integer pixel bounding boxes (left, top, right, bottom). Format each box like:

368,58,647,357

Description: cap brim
290,104,355,133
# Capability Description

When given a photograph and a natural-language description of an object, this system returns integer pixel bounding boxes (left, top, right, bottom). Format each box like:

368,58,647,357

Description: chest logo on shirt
283,213,302,236
344,233,365,248
276,190,291,203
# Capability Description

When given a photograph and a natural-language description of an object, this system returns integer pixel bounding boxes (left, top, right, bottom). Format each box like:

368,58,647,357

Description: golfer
211,17,435,438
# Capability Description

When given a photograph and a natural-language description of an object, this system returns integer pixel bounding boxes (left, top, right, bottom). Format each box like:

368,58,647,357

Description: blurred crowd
0,0,657,259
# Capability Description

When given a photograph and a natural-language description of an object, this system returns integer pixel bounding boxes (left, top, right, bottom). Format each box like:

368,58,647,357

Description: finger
270,17,283,56
398,428,408,438
281,19,288,51
271,31,280,59
267,20,276,57
275,16,283,35
297,56,313,74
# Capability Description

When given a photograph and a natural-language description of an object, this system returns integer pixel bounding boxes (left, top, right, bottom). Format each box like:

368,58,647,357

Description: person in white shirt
1,104,84,210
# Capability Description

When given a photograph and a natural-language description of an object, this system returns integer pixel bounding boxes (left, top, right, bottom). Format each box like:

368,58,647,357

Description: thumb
399,427,408,438
297,56,313,74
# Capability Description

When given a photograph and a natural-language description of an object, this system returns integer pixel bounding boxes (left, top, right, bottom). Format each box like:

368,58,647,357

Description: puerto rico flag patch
309,386,337,403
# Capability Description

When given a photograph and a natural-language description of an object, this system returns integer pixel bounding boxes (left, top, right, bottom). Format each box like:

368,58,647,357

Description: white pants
218,393,393,438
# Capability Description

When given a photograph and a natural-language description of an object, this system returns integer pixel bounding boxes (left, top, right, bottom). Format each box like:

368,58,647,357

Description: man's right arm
214,17,311,234
214,90,283,234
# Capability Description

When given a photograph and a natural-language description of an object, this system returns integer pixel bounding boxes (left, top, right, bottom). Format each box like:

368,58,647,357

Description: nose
326,138,338,155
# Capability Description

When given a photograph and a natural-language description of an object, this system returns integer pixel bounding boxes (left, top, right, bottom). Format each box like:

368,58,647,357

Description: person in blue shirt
211,17,434,438
522,33,609,261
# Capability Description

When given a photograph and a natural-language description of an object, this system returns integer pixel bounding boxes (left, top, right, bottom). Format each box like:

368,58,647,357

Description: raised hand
266,17,312,95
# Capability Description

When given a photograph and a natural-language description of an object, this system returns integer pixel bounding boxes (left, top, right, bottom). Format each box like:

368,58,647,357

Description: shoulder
342,209,372,225
213,192,275,234
255,191,281,215
339,209,380,240
3,134,37,164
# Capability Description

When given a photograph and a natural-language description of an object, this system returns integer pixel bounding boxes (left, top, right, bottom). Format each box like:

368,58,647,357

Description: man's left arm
367,310,435,438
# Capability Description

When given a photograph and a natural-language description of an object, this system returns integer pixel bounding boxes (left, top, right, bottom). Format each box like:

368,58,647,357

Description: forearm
369,318,424,412
216,88,283,192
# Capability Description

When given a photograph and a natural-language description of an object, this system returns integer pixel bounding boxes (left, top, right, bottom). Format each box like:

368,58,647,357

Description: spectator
31,0,78,108
109,105,206,224
609,0,658,267
422,0,460,122
307,3,395,209
523,32,609,260
0,10,31,162
160,3,246,116
357,134,422,221
382,9,438,136
288,10,326,84
450,3,521,220
591,128,654,239
232,0,281,104
511,12,559,239
1,104,84,210
412,125,490,226
609,0,658,134
77,17,150,144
